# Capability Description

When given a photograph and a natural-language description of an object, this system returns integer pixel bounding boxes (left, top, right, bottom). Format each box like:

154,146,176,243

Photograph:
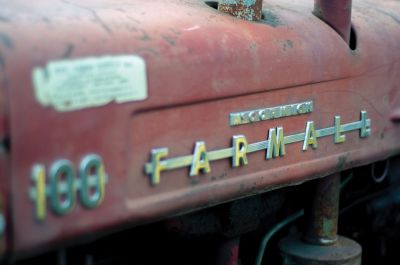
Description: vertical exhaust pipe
313,0,353,44
218,0,263,21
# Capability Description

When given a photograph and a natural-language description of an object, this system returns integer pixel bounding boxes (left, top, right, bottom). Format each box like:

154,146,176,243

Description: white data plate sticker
32,55,147,112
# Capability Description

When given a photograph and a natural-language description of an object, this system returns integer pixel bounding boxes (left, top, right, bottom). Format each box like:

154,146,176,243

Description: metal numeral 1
31,165,47,220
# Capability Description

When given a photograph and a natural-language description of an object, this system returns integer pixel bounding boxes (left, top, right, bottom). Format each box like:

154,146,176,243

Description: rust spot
218,0,263,21
280,40,294,51
249,42,257,51
162,35,177,46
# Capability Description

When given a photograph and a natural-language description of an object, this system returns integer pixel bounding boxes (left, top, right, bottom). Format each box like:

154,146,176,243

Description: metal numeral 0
79,155,106,209
49,160,75,215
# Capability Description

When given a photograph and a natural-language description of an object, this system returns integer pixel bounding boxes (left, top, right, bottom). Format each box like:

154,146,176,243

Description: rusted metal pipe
279,173,362,264
218,0,263,21
313,0,352,43
303,173,340,245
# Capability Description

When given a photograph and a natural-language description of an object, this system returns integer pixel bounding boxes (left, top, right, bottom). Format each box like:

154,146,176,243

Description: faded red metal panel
313,0,353,43
0,0,398,258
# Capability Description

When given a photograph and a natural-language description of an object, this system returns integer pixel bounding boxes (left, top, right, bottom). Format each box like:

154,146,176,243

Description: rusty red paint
0,0,399,259
314,0,353,43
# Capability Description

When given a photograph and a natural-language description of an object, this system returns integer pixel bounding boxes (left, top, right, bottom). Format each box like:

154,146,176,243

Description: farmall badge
145,101,371,186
